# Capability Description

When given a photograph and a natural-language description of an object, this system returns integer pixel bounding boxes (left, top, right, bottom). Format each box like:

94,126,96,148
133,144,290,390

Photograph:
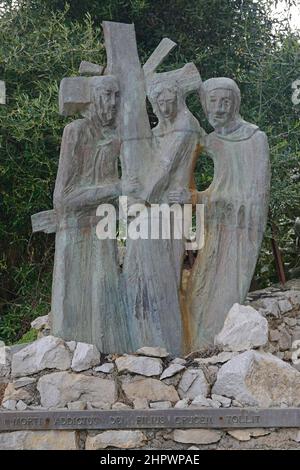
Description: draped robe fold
187,121,270,349
123,111,201,354
51,119,131,352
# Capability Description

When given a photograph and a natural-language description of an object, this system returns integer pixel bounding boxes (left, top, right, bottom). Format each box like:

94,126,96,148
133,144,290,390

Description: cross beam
31,23,202,234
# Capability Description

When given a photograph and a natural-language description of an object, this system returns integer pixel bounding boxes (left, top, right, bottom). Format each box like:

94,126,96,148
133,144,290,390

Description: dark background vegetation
0,0,299,343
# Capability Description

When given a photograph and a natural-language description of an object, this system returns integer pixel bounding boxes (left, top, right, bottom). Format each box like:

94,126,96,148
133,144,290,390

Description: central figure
122,78,203,354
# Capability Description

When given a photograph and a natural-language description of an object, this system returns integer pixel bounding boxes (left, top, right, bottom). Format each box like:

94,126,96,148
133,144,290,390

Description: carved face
93,79,119,126
156,88,178,120
206,89,235,129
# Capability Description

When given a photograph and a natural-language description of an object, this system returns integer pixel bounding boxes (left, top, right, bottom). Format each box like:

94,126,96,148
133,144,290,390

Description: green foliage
0,0,299,343
16,328,38,344
0,265,52,344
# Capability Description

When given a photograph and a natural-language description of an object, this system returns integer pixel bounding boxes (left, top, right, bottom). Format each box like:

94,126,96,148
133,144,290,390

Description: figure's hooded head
148,80,185,123
200,77,241,130
90,75,119,126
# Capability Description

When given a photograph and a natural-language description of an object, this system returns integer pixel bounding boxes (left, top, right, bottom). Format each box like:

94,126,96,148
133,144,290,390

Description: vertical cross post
102,21,152,185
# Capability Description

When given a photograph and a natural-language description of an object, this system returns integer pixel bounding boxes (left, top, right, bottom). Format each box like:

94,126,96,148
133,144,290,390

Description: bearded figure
52,76,131,353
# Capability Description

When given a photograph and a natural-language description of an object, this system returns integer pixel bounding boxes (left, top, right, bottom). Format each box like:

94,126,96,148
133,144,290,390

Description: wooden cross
31,21,202,234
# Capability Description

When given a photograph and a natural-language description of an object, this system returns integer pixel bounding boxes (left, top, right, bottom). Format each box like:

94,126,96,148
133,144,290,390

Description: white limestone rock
71,342,100,372
211,394,231,407
232,399,244,407
284,317,297,327
67,401,86,410
133,398,149,409
13,377,36,389
213,350,300,406
37,371,116,408
16,400,28,411
31,315,49,332
149,401,172,409
173,429,222,445
285,290,300,306
0,431,78,450
94,363,114,374
86,431,146,449
269,329,280,342
28,405,46,411
2,399,17,410
11,336,71,377
291,430,300,443
115,355,163,376
227,430,251,441
112,402,131,410
292,328,300,343
122,378,179,402
215,303,268,351
87,401,111,410
228,429,270,441
278,299,293,314
195,351,238,365
174,398,189,409
0,345,11,377
170,357,186,365
2,383,32,403
178,369,209,400
258,297,280,317
278,329,292,351
66,341,77,353
190,395,220,408
136,346,169,358
250,429,270,437
160,363,185,380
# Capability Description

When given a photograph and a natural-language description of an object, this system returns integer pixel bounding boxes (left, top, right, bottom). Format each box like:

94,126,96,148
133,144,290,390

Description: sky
272,1,300,31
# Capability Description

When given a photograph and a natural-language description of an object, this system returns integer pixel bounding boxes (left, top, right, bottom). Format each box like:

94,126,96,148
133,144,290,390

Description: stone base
0,428,299,450
0,284,299,449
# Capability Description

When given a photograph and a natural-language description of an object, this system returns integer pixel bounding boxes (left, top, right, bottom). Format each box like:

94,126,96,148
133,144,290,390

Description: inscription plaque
0,409,299,431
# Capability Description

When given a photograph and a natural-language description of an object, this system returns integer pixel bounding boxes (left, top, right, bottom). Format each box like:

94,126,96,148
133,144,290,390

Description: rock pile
0,285,299,449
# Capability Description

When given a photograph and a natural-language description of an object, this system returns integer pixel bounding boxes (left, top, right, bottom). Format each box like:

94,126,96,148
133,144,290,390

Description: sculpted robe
123,109,202,354
187,120,270,349
52,118,130,353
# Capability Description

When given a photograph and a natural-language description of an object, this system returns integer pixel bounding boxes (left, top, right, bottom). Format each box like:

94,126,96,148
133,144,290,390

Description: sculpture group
32,21,270,355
